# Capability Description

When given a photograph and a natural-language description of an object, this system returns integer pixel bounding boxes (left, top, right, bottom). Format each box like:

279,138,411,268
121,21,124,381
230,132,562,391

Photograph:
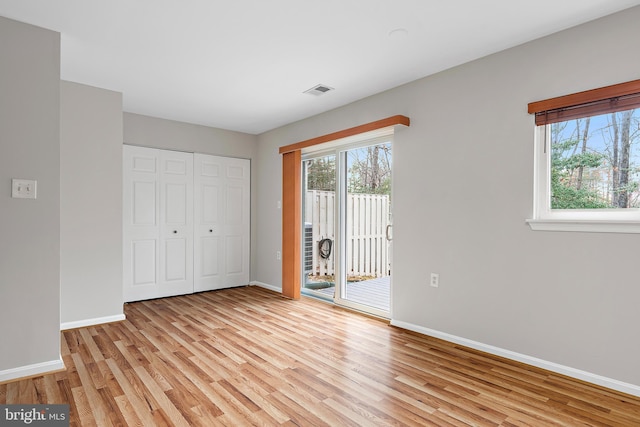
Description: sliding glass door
302,138,392,318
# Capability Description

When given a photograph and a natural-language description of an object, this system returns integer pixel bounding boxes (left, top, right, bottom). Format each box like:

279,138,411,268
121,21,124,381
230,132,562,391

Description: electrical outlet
276,251,281,260
430,273,439,288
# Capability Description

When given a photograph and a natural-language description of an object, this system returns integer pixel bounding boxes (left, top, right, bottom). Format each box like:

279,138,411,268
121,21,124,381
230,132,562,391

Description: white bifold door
123,146,193,302
123,146,249,302
193,153,250,292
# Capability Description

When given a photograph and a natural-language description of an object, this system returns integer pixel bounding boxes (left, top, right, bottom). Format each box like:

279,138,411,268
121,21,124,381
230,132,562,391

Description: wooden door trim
279,115,410,154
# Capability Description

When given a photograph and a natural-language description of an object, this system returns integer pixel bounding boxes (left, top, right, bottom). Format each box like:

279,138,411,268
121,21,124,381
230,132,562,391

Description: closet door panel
132,239,157,285
225,236,243,274
133,181,156,225
123,146,161,302
200,236,220,277
198,182,222,281
164,238,187,281
124,146,194,302
158,150,193,298
202,184,219,223
194,154,250,291
222,158,250,287
194,154,224,291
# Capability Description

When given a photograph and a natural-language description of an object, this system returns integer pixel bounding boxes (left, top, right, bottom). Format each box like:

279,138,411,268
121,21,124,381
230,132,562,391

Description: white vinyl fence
305,190,390,278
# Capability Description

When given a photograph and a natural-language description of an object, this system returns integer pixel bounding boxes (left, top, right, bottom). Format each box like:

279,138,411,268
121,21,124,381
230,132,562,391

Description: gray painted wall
0,17,61,371
123,113,259,280
2,5,639,392
124,113,256,159
60,81,124,325
255,6,640,387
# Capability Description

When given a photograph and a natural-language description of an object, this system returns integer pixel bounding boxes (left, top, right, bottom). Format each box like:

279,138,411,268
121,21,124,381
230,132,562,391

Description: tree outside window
550,109,640,209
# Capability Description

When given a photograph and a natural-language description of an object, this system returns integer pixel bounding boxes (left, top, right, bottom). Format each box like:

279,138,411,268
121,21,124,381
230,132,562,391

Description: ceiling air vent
304,84,334,96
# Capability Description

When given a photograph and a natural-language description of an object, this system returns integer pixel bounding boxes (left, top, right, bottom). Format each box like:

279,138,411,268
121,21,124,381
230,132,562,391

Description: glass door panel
302,154,336,300
337,142,392,315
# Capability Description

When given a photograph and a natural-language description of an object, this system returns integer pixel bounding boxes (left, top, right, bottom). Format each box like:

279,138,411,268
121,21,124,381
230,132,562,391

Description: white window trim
527,125,640,233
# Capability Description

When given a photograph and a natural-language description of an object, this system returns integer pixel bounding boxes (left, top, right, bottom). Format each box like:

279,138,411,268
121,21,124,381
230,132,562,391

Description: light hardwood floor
1,286,639,426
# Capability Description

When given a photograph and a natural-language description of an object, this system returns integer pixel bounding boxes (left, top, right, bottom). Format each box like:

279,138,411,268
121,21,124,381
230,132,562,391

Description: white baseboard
0,358,65,383
250,281,282,293
61,313,126,331
390,319,640,398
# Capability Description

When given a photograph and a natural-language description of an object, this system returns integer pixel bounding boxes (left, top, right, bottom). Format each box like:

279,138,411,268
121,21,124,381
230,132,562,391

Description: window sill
526,219,640,233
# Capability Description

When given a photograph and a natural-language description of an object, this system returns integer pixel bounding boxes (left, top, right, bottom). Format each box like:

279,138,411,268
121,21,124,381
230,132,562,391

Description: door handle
386,224,392,241
173,230,177,234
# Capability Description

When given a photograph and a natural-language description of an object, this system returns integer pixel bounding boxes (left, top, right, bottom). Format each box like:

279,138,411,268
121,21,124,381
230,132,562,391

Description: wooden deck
314,276,390,311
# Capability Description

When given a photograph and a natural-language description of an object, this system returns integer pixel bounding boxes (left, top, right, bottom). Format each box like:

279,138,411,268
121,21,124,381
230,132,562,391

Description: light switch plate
12,179,37,199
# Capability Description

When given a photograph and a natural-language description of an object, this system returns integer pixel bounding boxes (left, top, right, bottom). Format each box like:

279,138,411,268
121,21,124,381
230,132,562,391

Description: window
527,79,640,233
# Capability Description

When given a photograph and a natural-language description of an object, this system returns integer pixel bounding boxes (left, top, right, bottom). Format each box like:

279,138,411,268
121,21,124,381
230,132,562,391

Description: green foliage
548,112,640,209
550,136,610,209
306,157,335,191
550,169,610,209
555,151,605,170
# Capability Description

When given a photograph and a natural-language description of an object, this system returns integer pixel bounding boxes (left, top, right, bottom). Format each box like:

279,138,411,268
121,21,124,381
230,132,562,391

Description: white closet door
123,146,194,302
123,146,160,302
158,149,194,297
193,154,223,291
223,157,250,288
194,154,250,291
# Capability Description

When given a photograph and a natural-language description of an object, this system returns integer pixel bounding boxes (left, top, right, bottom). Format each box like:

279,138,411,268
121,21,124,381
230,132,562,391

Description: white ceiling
1,1,640,134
